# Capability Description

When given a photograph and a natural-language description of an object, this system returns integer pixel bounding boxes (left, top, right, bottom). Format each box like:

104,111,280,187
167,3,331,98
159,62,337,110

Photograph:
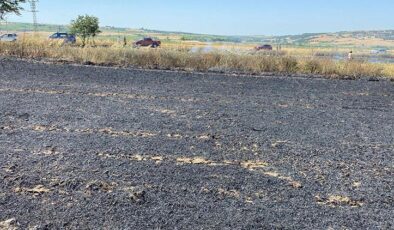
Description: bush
304,59,322,74
278,57,298,73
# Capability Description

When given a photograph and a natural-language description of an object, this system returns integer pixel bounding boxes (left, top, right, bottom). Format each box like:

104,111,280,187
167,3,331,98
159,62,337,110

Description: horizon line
1,21,394,38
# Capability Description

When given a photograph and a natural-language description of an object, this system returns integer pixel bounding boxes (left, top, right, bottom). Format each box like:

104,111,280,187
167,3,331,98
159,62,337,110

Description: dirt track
0,58,393,229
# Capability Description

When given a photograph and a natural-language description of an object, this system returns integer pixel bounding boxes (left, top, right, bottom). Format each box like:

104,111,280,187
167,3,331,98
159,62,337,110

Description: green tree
69,15,101,47
0,0,26,20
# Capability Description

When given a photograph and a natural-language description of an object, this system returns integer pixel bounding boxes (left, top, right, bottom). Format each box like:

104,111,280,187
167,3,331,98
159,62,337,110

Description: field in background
1,34,393,79
1,22,394,78
2,22,394,54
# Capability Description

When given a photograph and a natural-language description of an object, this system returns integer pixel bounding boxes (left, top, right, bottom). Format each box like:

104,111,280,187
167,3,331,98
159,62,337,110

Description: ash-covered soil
0,58,393,229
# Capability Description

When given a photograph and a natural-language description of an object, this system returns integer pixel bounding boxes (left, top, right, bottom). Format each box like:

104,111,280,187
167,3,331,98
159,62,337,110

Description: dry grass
311,34,394,47
0,36,393,78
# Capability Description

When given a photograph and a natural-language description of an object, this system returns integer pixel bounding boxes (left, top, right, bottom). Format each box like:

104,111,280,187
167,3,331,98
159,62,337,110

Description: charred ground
0,58,393,229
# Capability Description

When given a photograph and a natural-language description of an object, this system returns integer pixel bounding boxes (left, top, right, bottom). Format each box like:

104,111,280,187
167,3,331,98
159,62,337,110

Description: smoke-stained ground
0,59,393,229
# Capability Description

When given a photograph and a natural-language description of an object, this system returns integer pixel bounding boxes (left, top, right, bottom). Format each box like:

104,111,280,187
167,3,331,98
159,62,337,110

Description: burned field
0,59,393,229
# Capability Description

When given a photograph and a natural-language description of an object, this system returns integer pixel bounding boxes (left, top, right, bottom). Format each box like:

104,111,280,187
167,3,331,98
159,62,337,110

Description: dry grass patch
0,218,18,230
315,195,364,207
176,157,213,165
240,161,268,170
14,185,51,195
1,36,393,78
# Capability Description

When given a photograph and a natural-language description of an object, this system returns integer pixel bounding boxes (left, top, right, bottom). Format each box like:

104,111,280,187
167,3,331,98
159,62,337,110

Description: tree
0,0,26,20
69,15,101,47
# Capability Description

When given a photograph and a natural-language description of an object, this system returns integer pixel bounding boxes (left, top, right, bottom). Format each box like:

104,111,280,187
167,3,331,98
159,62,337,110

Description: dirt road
0,58,393,229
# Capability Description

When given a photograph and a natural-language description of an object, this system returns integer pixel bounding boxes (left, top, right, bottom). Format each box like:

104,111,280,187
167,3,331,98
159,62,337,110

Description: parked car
371,48,388,54
134,37,161,48
255,44,273,51
0,33,18,42
49,33,76,44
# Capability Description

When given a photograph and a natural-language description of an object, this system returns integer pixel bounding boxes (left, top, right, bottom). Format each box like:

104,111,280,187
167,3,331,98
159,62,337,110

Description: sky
5,0,394,36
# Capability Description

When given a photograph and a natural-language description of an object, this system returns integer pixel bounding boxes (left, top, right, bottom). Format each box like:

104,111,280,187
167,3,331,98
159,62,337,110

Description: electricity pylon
28,0,38,33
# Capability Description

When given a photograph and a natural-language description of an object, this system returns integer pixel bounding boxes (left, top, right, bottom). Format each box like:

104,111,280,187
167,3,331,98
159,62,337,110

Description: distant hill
0,22,68,33
1,22,394,48
273,30,394,48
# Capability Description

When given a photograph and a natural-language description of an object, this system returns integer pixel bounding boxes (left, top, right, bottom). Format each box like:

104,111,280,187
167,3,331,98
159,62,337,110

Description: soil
0,58,393,229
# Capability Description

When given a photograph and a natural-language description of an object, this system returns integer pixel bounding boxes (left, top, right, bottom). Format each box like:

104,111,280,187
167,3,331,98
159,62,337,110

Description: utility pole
4,17,8,33
28,0,39,33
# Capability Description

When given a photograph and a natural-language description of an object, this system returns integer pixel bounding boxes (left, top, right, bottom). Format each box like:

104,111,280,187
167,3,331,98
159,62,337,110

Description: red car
134,38,161,48
255,44,273,51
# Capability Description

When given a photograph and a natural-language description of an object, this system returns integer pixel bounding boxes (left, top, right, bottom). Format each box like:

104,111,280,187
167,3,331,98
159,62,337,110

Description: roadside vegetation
0,0,25,20
0,3,393,79
69,15,101,47
0,34,393,79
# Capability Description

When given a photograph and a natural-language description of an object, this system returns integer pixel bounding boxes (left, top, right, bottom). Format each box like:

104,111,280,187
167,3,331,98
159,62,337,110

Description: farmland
0,58,393,228
1,22,394,79
1,0,394,228
3,22,394,49
0,35,394,79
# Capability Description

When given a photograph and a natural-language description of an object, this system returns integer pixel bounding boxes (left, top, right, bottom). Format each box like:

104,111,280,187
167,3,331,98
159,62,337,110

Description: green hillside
1,22,394,48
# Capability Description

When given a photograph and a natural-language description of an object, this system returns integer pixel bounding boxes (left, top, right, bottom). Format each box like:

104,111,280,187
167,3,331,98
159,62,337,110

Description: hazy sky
6,0,394,35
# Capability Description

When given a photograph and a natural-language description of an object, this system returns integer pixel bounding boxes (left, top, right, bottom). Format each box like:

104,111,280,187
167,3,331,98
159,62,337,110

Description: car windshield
51,33,68,38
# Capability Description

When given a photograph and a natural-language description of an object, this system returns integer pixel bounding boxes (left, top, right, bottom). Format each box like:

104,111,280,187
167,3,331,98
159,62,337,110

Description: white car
0,33,18,42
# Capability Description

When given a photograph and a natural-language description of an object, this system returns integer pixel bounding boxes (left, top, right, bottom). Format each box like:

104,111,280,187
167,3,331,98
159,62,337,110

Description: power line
28,0,38,33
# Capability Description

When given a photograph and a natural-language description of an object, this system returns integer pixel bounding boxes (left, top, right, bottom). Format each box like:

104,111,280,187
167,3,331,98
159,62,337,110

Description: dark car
134,37,161,48
49,33,76,44
255,44,273,51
